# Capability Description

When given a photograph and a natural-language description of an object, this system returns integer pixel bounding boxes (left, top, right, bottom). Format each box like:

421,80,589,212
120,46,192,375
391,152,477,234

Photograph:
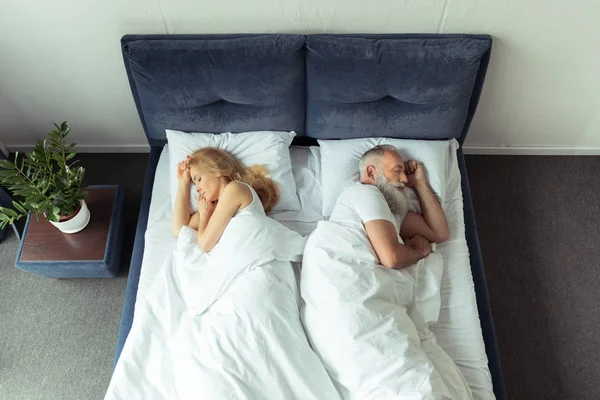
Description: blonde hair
188,147,280,213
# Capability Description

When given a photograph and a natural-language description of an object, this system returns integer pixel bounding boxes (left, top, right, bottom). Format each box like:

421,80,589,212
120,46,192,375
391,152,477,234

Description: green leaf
13,201,28,214
2,175,23,184
38,199,51,213
66,152,76,160
0,220,8,230
0,207,18,218
13,189,33,197
11,182,28,190
0,159,15,169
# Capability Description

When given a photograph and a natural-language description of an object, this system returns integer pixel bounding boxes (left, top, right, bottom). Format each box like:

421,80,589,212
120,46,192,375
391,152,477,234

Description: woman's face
189,166,223,201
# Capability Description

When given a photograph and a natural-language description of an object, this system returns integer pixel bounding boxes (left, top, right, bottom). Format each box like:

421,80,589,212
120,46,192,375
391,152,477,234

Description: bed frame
115,34,506,399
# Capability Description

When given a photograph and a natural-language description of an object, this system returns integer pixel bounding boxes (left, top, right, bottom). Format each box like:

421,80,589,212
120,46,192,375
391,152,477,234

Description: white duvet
301,219,473,400
105,213,340,400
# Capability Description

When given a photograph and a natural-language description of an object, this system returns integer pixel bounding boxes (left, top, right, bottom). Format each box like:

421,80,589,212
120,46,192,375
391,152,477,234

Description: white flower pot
48,200,91,234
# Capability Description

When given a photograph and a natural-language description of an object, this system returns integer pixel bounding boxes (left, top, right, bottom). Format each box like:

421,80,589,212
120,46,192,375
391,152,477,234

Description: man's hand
404,160,427,189
365,220,431,269
405,234,432,258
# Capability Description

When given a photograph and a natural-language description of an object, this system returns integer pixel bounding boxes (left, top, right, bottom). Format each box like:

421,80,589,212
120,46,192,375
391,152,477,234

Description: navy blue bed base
458,148,506,399
114,34,506,399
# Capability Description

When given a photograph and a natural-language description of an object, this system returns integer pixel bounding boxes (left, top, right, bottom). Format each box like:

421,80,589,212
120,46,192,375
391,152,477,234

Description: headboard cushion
305,35,491,140
122,35,306,146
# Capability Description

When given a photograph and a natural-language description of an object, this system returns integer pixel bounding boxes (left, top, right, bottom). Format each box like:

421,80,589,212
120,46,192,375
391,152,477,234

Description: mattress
136,145,494,399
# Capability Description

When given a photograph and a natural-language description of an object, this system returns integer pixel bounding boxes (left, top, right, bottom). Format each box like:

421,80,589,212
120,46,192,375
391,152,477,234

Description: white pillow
319,138,453,216
167,129,300,213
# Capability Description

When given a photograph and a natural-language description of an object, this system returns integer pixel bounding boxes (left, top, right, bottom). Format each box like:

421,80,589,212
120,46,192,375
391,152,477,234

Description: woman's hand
198,196,217,221
177,156,191,187
172,156,193,237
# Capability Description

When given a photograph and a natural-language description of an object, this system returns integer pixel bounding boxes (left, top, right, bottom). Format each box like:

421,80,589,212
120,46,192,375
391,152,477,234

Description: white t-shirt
329,184,402,237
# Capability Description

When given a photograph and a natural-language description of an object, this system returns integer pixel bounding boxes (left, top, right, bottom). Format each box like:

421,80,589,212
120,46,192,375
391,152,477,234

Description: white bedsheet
132,144,494,399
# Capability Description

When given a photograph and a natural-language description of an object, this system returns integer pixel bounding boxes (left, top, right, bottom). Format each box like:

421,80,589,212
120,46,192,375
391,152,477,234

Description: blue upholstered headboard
121,34,491,146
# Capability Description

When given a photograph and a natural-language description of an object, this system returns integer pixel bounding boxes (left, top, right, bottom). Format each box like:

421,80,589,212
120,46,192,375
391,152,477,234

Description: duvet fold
106,214,340,400
301,219,472,400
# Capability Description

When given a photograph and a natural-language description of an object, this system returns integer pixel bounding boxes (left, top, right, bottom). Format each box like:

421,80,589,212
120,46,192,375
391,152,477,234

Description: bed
113,34,506,399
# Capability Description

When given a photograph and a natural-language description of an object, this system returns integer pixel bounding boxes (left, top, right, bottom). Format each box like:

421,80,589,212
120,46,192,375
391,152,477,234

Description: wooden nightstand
15,185,125,278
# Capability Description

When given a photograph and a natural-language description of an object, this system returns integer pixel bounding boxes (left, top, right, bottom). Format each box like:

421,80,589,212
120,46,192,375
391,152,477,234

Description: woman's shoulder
221,181,254,210
223,181,253,200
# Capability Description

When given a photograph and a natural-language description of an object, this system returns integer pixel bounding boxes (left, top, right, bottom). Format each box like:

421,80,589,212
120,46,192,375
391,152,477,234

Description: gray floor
466,156,600,400
0,154,599,399
0,232,127,399
0,154,147,400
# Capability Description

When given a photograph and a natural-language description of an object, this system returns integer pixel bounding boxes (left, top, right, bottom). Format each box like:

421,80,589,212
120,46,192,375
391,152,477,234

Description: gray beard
374,175,409,217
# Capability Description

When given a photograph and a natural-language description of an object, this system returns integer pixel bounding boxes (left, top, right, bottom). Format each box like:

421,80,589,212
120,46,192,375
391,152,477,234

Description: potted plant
0,122,90,234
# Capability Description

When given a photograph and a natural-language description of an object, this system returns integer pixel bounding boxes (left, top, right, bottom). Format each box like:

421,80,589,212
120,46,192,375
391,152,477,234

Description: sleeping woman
171,147,279,251
107,146,341,399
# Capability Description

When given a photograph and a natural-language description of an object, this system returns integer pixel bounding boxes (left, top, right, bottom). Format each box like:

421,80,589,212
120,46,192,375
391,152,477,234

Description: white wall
1,0,599,154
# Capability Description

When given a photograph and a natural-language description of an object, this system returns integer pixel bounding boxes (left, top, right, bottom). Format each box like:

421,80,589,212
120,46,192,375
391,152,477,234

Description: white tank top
235,182,265,217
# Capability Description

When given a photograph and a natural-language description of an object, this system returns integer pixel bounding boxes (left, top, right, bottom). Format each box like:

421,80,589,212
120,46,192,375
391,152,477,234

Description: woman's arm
196,182,249,252
172,157,193,237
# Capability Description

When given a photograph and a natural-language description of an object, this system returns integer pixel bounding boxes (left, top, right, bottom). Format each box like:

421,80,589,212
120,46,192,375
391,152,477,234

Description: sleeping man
300,144,473,399
334,144,450,268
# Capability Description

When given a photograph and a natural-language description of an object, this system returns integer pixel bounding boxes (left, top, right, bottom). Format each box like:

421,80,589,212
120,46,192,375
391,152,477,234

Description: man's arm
365,219,432,269
400,161,449,243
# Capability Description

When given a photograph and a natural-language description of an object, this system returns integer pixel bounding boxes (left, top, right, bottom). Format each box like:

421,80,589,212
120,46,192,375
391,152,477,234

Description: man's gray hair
359,144,397,179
